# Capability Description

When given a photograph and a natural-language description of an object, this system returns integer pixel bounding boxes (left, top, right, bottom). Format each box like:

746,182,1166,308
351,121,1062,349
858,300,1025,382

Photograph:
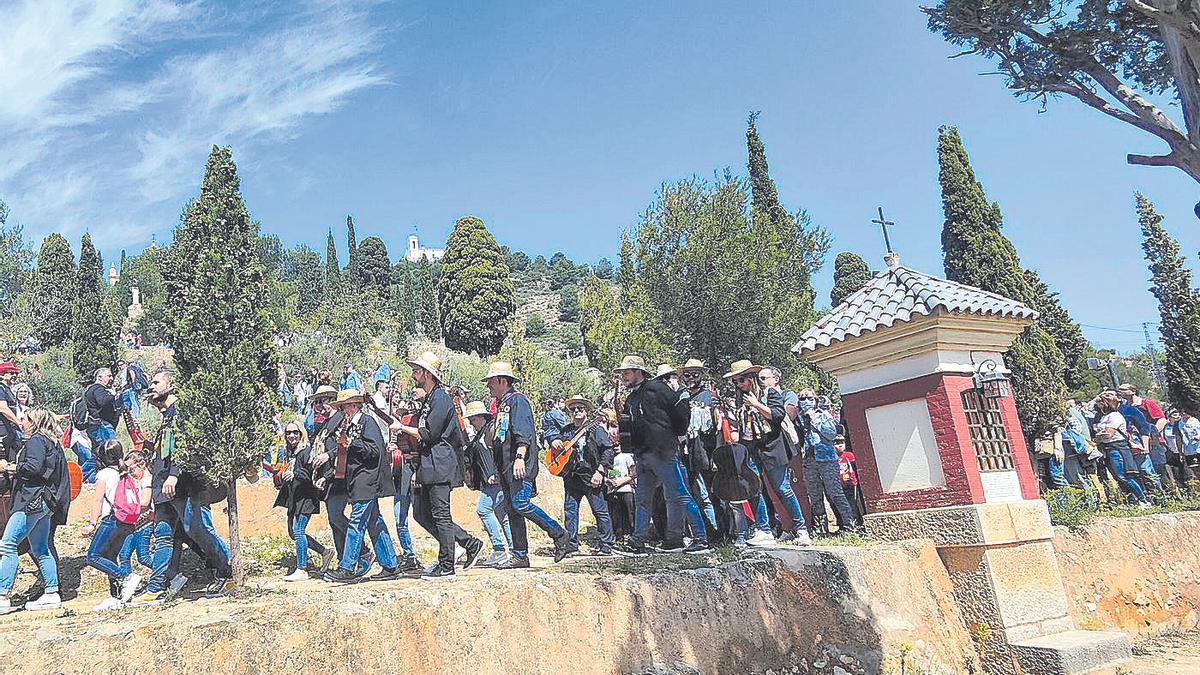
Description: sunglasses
757,374,773,381
568,406,588,413
284,430,301,436
732,376,750,384
799,396,816,401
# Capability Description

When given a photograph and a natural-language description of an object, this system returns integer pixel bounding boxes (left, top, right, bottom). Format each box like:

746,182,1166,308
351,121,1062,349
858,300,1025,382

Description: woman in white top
83,441,148,610
1093,391,1150,506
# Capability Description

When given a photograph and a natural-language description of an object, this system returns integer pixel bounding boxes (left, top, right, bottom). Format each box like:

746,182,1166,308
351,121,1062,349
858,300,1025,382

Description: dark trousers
326,491,350,560
413,483,473,570
606,492,635,539
154,497,231,590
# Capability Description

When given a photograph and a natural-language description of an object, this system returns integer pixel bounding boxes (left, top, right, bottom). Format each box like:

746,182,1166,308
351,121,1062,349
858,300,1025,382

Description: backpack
112,474,143,524
69,388,96,431
129,363,150,392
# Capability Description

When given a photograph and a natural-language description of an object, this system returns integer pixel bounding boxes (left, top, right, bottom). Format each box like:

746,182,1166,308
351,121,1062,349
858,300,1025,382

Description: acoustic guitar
547,413,607,477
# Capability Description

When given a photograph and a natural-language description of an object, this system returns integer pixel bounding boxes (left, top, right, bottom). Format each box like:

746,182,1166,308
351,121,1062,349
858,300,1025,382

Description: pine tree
1137,193,1200,413
70,234,117,380
830,252,873,307
437,216,514,355
937,125,1067,439
162,145,278,585
345,215,358,280
31,233,76,348
325,229,340,295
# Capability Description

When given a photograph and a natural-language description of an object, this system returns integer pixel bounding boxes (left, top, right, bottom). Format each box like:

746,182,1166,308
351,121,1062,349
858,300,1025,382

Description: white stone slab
865,398,946,492
980,470,1022,503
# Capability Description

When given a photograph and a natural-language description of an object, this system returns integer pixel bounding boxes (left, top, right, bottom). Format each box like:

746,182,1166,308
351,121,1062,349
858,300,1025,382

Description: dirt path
1124,631,1200,674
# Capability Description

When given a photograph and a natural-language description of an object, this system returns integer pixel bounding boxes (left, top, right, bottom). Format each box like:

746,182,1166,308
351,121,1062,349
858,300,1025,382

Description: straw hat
481,361,520,382
563,394,593,410
0,361,19,375
612,355,651,375
310,384,338,401
723,359,763,379
654,364,677,380
406,351,444,383
679,358,706,374
329,390,367,407
463,400,492,419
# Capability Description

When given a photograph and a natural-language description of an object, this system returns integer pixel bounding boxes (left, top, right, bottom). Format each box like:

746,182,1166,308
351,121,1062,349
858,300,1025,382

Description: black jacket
273,444,321,516
622,378,689,457
743,388,792,471
555,423,615,495
84,383,119,431
491,389,537,484
712,442,761,502
9,434,69,515
465,421,500,491
342,413,393,502
416,387,464,486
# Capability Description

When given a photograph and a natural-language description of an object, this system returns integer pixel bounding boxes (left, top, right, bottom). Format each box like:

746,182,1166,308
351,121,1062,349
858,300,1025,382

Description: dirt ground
1124,631,1200,674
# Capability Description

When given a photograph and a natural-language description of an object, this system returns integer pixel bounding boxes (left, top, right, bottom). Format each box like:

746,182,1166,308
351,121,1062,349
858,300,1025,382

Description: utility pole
1143,322,1167,392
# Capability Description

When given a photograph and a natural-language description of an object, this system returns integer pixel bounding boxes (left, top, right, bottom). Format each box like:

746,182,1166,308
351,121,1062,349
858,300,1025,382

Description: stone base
1009,630,1131,674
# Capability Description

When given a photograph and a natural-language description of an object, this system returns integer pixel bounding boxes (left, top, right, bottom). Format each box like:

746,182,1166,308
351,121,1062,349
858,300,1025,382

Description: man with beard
551,394,616,556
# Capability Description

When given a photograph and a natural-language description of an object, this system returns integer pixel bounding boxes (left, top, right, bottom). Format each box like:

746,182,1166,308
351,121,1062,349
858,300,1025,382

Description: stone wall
0,542,979,675
1054,512,1200,638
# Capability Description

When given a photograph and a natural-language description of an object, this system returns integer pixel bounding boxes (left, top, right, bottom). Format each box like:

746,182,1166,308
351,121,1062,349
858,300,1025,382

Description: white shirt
96,467,120,519
611,453,635,494
1097,412,1128,437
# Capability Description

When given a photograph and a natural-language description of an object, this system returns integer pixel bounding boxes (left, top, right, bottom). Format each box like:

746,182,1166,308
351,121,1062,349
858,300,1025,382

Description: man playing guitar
551,394,617,556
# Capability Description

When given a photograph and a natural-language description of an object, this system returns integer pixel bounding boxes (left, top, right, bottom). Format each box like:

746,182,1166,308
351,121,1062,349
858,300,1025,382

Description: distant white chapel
406,234,444,263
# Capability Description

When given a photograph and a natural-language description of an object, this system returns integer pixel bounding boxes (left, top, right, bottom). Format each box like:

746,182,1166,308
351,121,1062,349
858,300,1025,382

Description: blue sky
1,1,1197,353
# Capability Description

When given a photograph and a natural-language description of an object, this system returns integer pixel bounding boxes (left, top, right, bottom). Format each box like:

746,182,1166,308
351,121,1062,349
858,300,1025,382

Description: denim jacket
804,410,840,462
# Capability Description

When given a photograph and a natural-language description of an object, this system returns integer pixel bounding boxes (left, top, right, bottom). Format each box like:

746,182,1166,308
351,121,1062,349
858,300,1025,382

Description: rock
832,667,849,675
335,602,370,615
1132,594,1152,607
813,657,828,669
35,629,66,643
838,654,854,664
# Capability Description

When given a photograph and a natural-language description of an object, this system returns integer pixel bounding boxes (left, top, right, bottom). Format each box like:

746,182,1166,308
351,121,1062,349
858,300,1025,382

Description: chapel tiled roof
793,266,1036,355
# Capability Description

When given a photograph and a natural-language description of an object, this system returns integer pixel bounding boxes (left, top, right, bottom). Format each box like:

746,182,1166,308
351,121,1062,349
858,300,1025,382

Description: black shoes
399,555,422,573
461,538,484,570
371,567,403,582
421,565,456,580
683,540,712,555
323,568,360,584
612,540,649,557
657,540,686,553
552,531,573,563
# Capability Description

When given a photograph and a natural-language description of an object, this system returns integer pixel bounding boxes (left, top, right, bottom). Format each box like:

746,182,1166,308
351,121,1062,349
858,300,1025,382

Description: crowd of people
0,351,870,614
4,345,1188,617
1036,385,1200,505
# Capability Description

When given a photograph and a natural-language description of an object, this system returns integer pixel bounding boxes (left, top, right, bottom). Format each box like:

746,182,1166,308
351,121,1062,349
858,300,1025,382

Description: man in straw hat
462,400,513,568
551,394,616,555
310,387,376,580
678,359,722,542
395,352,485,579
610,355,711,557
322,390,401,583
726,359,812,546
482,360,573,567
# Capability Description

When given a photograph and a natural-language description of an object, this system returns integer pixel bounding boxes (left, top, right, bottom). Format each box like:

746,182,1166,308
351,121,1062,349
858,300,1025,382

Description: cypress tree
747,112,784,223
831,252,873,307
285,244,325,318
70,234,117,379
325,229,340,295
162,145,278,585
1137,193,1200,413
357,236,391,295
32,233,76,348
937,125,1067,440
413,259,441,340
437,216,514,355
345,215,358,280
1023,269,1091,390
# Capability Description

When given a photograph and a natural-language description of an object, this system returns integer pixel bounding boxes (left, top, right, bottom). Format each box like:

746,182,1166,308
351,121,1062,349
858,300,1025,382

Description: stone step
1010,629,1132,674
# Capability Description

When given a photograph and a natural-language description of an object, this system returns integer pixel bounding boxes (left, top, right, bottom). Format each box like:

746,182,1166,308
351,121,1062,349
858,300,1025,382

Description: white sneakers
26,592,61,611
791,530,813,546
121,574,143,603
746,530,777,548
283,570,309,582
92,596,124,612
0,596,17,615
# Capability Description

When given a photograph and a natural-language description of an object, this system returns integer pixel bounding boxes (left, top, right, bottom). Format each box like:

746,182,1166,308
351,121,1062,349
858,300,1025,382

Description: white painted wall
865,398,946,493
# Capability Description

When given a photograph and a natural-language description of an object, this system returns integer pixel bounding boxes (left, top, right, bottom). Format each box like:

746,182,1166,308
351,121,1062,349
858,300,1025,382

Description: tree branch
1129,152,1182,166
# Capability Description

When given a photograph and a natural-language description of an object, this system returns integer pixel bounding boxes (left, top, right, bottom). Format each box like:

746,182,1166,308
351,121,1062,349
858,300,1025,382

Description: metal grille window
961,389,1015,472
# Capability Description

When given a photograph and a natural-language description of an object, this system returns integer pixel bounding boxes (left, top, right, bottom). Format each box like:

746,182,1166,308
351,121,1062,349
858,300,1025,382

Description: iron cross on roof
871,207,896,255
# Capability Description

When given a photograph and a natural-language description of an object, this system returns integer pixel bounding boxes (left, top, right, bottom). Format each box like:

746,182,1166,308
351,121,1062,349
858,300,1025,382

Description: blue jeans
799,458,851,531
476,484,512,552
1107,448,1148,503
1133,453,1163,491
76,422,116,483
392,492,415,558
631,453,708,545
1047,455,1068,488
689,473,719,535
508,480,565,557
289,513,327,569
119,524,153,576
182,500,231,562
564,488,615,546
120,389,140,418
0,504,57,594
338,500,398,573
85,516,129,580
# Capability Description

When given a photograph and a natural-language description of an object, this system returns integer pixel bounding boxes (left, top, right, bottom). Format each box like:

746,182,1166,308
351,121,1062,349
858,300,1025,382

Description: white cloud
0,0,388,247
